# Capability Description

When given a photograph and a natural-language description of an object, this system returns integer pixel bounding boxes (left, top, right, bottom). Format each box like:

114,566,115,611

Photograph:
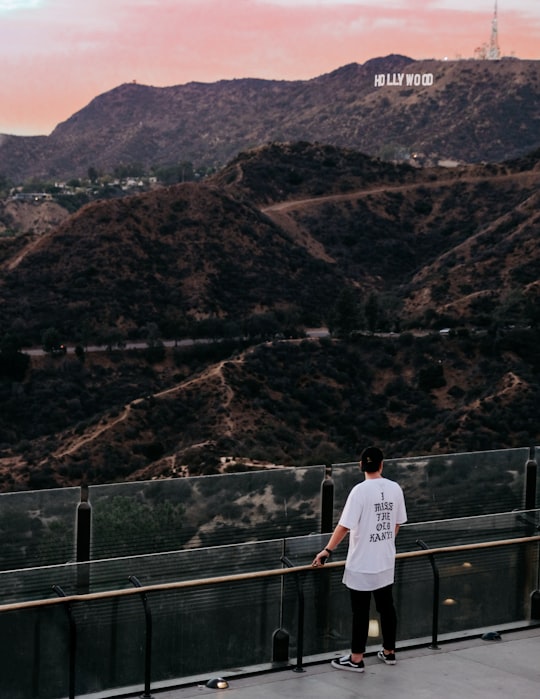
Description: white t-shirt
339,476,407,591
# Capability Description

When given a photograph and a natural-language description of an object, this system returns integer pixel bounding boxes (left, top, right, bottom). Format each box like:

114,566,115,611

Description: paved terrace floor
138,625,540,699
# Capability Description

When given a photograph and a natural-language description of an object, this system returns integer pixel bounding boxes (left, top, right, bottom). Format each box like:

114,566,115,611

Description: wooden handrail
1,533,539,614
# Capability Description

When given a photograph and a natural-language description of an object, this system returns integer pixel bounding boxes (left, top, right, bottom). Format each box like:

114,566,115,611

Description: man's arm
312,524,349,567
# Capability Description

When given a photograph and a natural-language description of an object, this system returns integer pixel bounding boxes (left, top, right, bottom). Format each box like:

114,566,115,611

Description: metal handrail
1,533,539,615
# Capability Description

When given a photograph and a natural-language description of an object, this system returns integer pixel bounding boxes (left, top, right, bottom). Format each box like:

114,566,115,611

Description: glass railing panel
332,448,530,525
0,536,286,601
396,510,539,639
397,541,539,639
78,539,284,695
0,487,80,571
278,533,436,659
281,513,539,658
397,509,540,551
0,513,537,699
0,539,286,698
0,562,81,604
116,574,281,687
88,466,325,560
0,603,69,699
281,533,351,659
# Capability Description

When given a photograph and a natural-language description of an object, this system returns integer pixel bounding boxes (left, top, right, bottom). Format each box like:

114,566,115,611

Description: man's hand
312,550,330,567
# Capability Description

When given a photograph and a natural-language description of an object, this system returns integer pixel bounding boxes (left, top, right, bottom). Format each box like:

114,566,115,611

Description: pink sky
1,0,539,136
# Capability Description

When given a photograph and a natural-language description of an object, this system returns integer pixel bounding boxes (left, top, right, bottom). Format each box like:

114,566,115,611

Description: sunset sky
1,0,539,136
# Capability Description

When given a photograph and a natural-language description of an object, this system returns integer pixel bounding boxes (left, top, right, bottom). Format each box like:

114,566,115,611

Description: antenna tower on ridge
487,0,501,59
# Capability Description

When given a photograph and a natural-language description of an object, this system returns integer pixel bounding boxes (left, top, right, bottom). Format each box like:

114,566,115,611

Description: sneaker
377,649,396,665
331,654,365,673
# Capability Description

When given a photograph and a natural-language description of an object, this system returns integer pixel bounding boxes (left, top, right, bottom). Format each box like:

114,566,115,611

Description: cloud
0,0,42,9
433,0,536,11
257,0,406,6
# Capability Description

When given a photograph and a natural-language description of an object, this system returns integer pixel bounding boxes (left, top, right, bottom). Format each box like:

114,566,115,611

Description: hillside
0,329,538,493
236,143,540,326
0,142,538,492
0,182,345,344
1,143,538,346
1,55,540,182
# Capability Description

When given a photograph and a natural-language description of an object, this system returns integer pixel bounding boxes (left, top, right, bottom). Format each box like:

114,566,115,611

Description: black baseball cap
361,446,384,472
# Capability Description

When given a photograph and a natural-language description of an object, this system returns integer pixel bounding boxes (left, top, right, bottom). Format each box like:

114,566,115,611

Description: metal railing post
272,540,290,663
129,575,154,699
272,627,289,663
524,447,537,510
416,540,440,650
281,556,306,673
76,483,91,593
318,470,334,651
516,506,540,620
52,585,77,699
320,468,334,534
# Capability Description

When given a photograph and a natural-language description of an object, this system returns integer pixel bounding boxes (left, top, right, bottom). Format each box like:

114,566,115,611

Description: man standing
312,446,407,672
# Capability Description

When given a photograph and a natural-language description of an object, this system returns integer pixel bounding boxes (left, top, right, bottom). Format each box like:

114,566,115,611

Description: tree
331,288,362,338
153,162,195,184
364,292,380,333
143,322,161,345
0,335,30,381
418,363,446,392
92,496,186,557
0,174,12,197
41,327,62,352
114,163,145,178
494,289,527,328
525,289,540,328
100,326,125,351
1,332,22,354
75,345,85,363
145,340,165,364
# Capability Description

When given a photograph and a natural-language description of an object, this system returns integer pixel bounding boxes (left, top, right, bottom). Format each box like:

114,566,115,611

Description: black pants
349,584,397,654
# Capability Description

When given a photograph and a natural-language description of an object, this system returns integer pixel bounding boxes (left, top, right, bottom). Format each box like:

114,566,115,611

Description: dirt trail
54,354,245,459
6,234,47,271
262,170,537,215
261,169,538,262
457,371,528,426
263,208,335,263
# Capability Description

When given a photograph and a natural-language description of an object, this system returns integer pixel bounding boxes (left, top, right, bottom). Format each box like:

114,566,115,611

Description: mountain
1,55,540,182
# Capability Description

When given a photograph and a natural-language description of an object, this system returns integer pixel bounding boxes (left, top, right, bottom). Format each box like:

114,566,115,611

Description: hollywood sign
374,73,434,87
